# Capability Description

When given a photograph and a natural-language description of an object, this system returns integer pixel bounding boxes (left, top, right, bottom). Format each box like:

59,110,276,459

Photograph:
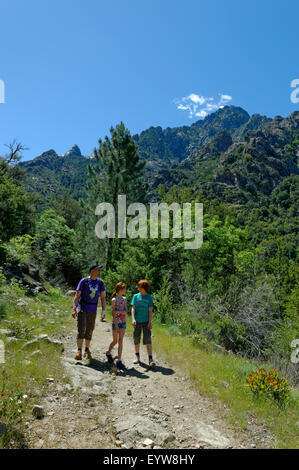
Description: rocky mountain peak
64,145,82,158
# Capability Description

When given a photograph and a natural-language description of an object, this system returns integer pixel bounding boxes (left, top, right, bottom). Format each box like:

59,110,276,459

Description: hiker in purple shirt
71,263,106,360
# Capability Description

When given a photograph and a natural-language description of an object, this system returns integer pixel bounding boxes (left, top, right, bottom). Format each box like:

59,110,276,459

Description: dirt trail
24,317,273,449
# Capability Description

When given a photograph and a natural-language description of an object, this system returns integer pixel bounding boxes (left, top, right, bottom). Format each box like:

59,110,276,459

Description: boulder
22,335,64,352
114,415,173,445
4,267,47,294
196,422,230,448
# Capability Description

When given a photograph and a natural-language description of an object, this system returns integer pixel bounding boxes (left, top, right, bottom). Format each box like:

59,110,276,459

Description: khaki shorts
77,310,97,340
133,322,151,345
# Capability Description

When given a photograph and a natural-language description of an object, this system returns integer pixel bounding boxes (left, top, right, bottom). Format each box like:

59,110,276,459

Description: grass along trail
23,312,273,449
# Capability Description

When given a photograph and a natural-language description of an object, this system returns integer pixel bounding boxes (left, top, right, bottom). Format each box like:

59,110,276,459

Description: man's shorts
112,321,126,331
133,322,151,345
77,310,97,340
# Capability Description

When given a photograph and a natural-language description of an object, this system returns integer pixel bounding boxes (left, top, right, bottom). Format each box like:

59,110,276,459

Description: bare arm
100,290,106,311
131,305,136,326
72,291,81,318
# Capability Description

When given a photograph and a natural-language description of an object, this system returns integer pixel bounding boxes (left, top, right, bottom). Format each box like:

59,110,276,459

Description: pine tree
86,122,146,266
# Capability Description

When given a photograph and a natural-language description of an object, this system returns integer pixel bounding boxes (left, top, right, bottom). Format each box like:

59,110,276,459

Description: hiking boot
75,349,82,361
149,357,156,367
84,348,92,359
106,351,114,364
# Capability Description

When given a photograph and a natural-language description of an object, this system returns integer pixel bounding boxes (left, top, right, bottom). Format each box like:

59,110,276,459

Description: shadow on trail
76,358,111,373
138,361,175,376
114,367,150,380
75,358,150,380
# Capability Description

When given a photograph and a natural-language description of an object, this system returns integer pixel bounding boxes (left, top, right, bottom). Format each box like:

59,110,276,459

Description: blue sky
0,0,298,161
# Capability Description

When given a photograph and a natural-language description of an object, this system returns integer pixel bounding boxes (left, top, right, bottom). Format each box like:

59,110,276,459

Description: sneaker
84,348,92,359
116,359,126,370
75,350,82,361
106,351,114,364
133,355,140,364
149,358,156,367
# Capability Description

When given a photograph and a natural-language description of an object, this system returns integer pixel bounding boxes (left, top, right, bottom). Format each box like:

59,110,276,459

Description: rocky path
24,318,273,449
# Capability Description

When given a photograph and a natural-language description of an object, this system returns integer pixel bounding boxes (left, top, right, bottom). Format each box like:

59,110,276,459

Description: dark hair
111,282,126,300
137,279,150,293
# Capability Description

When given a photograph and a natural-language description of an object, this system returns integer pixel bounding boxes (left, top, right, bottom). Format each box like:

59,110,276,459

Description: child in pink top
106,282,127,369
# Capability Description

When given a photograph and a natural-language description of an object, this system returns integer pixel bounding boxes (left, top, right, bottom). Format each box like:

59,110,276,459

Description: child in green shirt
131,279,155,367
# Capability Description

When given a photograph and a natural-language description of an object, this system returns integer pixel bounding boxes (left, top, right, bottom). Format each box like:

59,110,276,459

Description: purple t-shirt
76,277,105,313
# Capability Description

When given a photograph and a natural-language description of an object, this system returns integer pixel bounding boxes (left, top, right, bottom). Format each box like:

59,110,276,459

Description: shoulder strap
82,277,103,294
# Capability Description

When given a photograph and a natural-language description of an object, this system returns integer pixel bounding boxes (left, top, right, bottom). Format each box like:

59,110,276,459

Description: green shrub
191,333,212,351
7,321,33,340
154,276,172,324
5,235,35,265
168,324,181,335
215,314,246,352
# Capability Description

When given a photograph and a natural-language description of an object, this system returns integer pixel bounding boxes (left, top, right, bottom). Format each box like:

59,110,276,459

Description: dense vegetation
1,106,298,388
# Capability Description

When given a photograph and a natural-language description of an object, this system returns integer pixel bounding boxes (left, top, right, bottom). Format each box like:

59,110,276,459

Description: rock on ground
22,335,64,352
114,415,174,445
196,422,230,448
32,405,45,419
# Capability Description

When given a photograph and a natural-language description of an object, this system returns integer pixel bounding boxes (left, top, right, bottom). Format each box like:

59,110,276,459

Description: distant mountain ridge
150,111,299,203
133,106,270,171
19,147,89,202
18,105,277,203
